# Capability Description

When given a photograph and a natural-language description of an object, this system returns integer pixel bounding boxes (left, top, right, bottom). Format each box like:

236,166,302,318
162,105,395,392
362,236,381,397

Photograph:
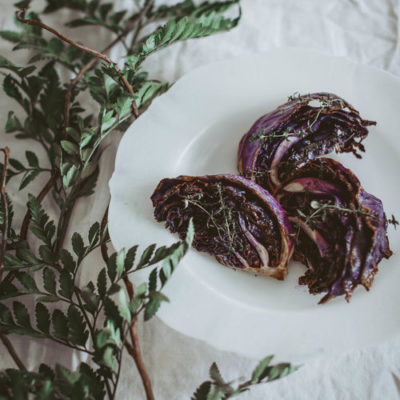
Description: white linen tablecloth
1,1,400,399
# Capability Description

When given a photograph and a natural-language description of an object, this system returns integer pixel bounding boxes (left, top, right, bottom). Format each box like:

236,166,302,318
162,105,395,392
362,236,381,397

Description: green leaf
209,362,225,386
208,389,226,400
152,0,194,19
67,305,88,347
25,151,39,168
62,165,79,188
59,249,76,273
103,283,116,295
129,297,143,314
137,244,156,269
6,112,22,133
61,140,79,156
103,297,123,330
80,161,97,179
149,291,169,303
148,268,158,293
66,127,80,142
106,253,117,282
118,289,131,323
16,248,38,265
267,363,297,381
0,30,21,43
144,298,161,321
66,17,98,28
97,268,107,299
81,285,99,315
59,270,74,299
148,243,178,266
157,220,193,285
35,302,51,334
13,301,31,328
52,309,69,341
100,109,116,132
16,271,38,292
0,55,17,69
126,6,241,70
124,245,137,272
3,74,22,102
19,170,40,190
95,321,121,349
44,0,87,13
8,158,24,171
99,3,113,20
109,10,127,26
72,232,85,258
48,37,64,54
116,249,125,279
185,218,195,246
101,346,117,371
43,268,57,295
135,81,168,109
134,282,147,298
251,355,274,383
3,253,23,270
0,282,20,301
55,364,80,388
28,195,56,248
39,245,56,265
14,0,31,8
80,132,93,148
88,222,100,246
0,303,13,324
191,381,212,400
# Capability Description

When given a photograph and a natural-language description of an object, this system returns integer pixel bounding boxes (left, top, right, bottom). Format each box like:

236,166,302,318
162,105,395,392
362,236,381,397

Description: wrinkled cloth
1,0,400,399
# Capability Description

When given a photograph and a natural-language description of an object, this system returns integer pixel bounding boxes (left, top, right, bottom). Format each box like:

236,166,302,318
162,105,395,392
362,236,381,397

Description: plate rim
109,47,400,361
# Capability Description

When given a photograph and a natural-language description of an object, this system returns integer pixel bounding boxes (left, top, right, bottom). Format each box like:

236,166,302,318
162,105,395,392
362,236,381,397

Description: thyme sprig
249,92,347,146
298,200,376,230
249,126,308,145
184,184,244,253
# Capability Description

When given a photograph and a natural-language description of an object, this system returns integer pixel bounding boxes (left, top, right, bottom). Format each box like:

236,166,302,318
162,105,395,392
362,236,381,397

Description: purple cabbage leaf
151,174,294,280
238,92,376,194
276,158,392,303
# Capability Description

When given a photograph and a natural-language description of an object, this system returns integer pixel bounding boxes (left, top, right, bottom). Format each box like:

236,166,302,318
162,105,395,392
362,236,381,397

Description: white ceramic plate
109,48,400,361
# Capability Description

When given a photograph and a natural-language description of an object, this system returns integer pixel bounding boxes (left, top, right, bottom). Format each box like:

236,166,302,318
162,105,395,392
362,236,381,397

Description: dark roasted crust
151,174,294,280
276,158,392,303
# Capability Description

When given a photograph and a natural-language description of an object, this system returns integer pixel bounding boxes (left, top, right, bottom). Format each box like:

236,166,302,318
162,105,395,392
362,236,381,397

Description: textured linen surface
1,0,400,399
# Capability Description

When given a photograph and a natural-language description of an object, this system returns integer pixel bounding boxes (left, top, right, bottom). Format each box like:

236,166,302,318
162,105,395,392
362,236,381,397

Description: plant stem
111,342,123,399
16,0,155,245
53,195,75,253
100,205,155,400
304,203,376,227
104,375,113,399
128,318,155,400
15,0,155,246
74,288,96,344
0,328,27,371
100,204,110,262
64,0,154,134
0,147,10,282
16,9,139,119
